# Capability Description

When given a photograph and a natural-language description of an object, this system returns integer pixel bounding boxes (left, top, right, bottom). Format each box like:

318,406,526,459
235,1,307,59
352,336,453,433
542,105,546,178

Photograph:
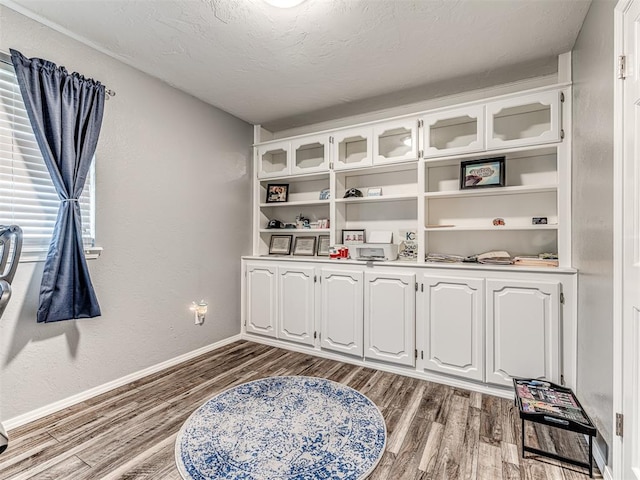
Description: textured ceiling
2,0,591,131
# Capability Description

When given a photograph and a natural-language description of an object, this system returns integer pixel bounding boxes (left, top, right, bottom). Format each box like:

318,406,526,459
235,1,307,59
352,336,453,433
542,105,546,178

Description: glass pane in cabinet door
339,135,368,166
492,102,551,142
378,127,412,160
295,142,324,171
261,148,288,175
430,116,478,150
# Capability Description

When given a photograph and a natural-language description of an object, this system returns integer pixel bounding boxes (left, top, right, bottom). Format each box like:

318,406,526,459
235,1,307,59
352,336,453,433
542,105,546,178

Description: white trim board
2,334,242,431
240,332,514,400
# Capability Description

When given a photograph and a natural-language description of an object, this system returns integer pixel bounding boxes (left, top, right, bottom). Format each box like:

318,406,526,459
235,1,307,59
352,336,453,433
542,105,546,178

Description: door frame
614,1,637,478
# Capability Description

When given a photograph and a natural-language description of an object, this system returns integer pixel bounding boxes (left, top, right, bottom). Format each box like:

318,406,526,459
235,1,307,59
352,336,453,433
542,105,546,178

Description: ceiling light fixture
263,0,306,8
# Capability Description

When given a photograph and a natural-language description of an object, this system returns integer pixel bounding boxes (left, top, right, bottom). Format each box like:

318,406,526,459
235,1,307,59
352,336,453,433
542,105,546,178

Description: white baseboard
2,334,242,431
591,437,613,480
241,333,514,400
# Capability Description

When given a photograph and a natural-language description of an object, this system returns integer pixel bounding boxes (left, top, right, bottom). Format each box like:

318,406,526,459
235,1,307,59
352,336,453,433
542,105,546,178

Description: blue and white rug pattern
175,376,387,479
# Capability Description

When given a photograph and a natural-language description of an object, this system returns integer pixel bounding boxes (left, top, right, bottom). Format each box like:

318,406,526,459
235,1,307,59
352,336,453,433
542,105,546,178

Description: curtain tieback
61,198,79,202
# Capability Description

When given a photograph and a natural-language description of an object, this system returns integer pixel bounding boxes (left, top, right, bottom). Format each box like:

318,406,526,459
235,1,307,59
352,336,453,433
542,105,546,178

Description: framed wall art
269,235,293,255
293,236,316,256
266,184,289,203
317,235,330,256
460,157,505,189
341,229,365,245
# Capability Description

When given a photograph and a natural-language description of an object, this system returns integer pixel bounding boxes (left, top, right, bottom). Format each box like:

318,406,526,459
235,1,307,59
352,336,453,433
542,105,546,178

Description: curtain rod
0,51,115,99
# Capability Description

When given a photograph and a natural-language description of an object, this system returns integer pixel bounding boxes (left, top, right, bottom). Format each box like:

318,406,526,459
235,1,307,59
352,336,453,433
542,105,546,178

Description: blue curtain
10,49,104,323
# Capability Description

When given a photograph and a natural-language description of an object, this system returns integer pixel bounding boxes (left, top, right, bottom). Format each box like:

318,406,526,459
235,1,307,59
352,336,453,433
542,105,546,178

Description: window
0,52,95,257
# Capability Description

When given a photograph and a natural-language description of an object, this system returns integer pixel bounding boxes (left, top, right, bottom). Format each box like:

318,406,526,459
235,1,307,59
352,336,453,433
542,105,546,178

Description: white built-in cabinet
320,268,364,356
246,82,576,394
485,279,561,386
418,275,484,381
364,271,416,367
245,263,278,337
278,264,316,346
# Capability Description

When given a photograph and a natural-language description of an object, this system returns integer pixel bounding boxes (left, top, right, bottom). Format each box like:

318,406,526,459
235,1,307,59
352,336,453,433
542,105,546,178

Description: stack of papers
425,253,466,263
477,251,513,265
513,255,559,267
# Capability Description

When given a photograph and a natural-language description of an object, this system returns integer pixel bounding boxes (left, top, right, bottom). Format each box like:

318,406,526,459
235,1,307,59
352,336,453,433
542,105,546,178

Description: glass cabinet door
290,134,330,175
486,91,562,149
373,118,419,165
332,127,373,171
421,105,485,158
257,141,290,178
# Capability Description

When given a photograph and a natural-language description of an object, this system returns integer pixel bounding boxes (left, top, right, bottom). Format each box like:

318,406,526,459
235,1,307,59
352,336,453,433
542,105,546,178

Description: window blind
0,52,95,253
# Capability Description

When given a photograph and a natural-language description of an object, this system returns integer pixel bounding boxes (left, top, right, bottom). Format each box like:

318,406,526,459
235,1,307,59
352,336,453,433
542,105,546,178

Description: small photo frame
319,188,331,200
293,236,317,256
367,187,382,197
460,157,505,189
317,235,330,256
266,183,289,203
342,229,365,245
269,235,292,255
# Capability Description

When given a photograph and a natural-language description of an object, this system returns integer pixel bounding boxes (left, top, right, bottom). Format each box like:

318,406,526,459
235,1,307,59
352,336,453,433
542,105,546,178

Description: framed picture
269,235,292,255
293,236,316,256
266,183,289,203
367,187,382,197
319,188,331,200
460,157,505,189
342,229,365,244
317,235,330,256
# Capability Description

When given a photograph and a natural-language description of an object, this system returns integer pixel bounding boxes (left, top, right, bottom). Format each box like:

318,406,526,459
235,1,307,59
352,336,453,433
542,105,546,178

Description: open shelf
260,200,330,208
335,193,418,204
424,184,557,199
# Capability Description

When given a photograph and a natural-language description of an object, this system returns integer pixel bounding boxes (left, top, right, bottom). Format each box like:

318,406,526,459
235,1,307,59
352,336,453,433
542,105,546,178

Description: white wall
572,0,616,465
0,6,253,422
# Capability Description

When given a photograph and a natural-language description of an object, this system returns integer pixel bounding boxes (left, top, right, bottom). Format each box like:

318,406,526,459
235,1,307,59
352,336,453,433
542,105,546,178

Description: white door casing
615,1,640,477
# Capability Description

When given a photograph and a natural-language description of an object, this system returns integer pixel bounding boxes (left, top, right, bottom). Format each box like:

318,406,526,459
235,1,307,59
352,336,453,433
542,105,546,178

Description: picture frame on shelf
266,183,289,203
317,235,330,256
342,229,365,245
460,156,505,189
319,188,331,200
269,235,293,255
293,236,316,256
367,187,382,197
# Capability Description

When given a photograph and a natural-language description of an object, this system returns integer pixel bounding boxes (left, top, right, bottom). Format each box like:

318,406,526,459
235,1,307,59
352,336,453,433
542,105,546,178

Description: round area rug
175,376,386,480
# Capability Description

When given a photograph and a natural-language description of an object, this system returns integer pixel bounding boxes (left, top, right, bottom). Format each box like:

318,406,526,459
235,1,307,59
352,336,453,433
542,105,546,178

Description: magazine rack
513,378,597,477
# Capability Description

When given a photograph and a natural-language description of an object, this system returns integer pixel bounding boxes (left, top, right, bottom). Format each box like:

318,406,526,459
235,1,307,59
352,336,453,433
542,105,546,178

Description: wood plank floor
0,341,601,479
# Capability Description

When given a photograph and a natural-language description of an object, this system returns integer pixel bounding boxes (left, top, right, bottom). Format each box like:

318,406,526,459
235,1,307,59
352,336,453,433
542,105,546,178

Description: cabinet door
373,118,419,165
290,135,330,175
486,279,561,386
245,263,278,337
420,276,484,380
257,141,290,178
486,91,562,150
364,271,415,366
421,105,485,158
278,265,316,346
320,268,363,356
332,127,373,171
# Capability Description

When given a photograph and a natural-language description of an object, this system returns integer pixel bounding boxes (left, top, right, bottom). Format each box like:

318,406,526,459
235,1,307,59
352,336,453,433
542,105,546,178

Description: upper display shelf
255,86,564,179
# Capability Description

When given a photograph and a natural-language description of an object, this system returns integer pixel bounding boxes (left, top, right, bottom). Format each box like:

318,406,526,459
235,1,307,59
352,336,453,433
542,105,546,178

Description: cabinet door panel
422,105,485,158
257,141,290,178
486,91,562,149
245,264,278,337
290,135,330,175
320,268,363,356
364,272,415,366
486,279,560,386
421,276,483,380
373,118,419,165
279,265,316,346
332,127,373,171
